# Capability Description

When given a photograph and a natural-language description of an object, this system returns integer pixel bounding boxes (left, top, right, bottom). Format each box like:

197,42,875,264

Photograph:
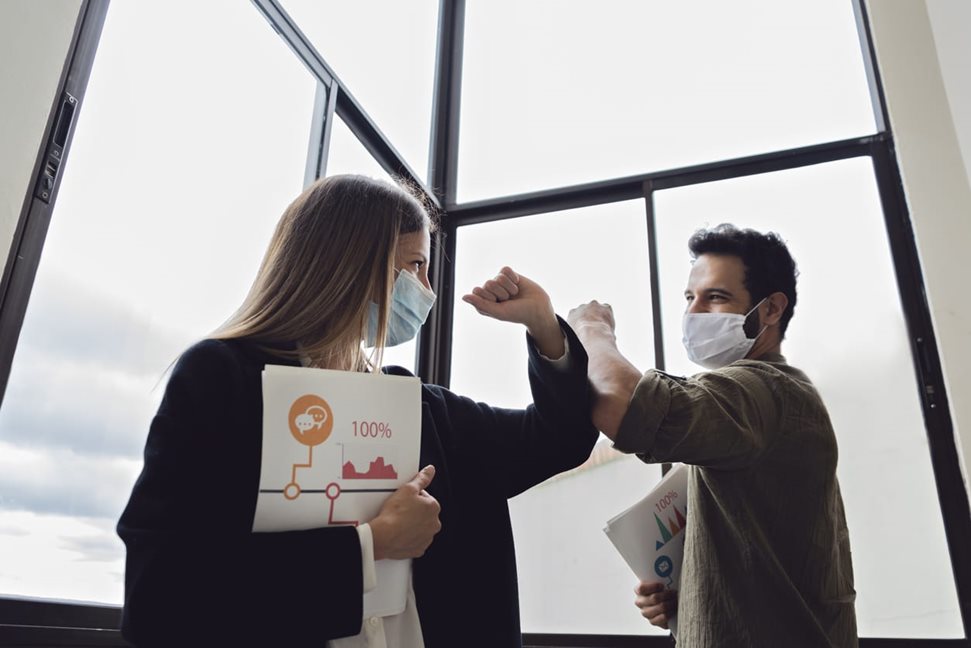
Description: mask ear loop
744,297,769,340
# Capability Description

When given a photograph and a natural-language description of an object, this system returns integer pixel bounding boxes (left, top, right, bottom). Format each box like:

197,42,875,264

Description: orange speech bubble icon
288,394,334,446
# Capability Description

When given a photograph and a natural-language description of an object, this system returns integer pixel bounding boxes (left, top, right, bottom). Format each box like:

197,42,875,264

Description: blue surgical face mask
366,270,436,347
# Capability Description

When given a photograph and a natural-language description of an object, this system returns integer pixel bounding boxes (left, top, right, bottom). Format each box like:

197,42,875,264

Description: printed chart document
604,463,689,637
254,364,421,618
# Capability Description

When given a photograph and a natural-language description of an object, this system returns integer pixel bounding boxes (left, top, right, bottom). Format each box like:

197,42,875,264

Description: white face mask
366,270,436,347
682,298,767,369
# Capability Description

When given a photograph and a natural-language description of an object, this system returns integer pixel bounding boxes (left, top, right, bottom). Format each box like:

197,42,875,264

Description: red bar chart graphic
341,443,399,480
343,456,398,480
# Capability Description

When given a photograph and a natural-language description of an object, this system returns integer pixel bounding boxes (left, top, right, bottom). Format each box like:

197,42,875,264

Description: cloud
0,441,141,519
61,531,125,563
0,523,29,538
0,271,193,459
0,509,126,601
0,273,202,529
0,357,163,459
16,269,193,376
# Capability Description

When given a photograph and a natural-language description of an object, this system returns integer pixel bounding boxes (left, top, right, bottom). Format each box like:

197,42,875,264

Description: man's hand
370,466,442,560
462,267,564,359
567,300,617,341
635,581,678,630
567,301,641,438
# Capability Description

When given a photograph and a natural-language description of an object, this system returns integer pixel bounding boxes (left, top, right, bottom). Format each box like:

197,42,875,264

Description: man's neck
747,330,782,360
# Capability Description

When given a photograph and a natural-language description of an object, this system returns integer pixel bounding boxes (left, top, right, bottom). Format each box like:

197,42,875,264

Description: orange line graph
290,445,314,485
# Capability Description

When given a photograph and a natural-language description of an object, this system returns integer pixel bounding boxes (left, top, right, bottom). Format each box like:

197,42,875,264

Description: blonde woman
117,175,597,648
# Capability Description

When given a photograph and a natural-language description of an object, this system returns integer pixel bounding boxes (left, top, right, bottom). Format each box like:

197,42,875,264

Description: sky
0,0,963,638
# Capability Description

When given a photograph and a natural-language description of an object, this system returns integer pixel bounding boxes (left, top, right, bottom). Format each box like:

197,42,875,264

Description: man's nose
686,298,705,314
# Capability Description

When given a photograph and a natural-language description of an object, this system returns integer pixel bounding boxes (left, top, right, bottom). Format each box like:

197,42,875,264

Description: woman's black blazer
117,319,597,647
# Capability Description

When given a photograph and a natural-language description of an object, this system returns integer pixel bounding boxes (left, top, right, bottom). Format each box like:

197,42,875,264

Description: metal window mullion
303,81,336,187
333,91,432,202
851,0,890,134
317,82,339,179
643,182,674,481
448,135,882,227
250,0,437,208
524,636,970,647
643,182,665,373
0,0,109,406
249,0,334,88
869,140,971,638
428,0,465,207
422,218,457,387
419,0,465,387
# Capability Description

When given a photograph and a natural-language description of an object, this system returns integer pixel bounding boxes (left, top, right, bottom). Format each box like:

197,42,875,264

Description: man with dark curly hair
570,224,857,647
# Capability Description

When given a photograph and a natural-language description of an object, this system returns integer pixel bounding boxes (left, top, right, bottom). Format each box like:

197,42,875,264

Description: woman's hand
634,581,678,629
370,466,441,560
462,267,564,359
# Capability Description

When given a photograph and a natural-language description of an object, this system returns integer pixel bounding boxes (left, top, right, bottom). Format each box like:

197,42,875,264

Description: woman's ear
764,292,789,326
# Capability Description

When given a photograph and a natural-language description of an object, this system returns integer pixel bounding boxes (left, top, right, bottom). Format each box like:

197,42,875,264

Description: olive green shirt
615,354,857,647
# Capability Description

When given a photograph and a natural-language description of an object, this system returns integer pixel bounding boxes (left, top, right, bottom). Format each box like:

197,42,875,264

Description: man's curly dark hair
688,224,799,337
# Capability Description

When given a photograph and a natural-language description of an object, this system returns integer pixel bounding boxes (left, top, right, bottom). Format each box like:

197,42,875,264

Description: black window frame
0,1,968,645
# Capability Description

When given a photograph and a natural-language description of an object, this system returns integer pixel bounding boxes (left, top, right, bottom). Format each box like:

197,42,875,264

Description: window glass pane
327,115,395,181
0,0,315,604
451,202,668,634
459,0,875,201
282,0,439,181
326,116,418,373
653,157,962,637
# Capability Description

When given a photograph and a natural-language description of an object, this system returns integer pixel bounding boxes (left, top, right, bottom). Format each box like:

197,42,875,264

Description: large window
458,0,875,201
451,201,654,408
652,157,962,637
282,0,439,181
450,201,663,634
0,0,315,604
2,0,967,644
447,158,965,638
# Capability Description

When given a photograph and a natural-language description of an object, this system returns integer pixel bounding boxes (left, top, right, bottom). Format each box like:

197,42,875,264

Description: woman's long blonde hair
212,174,434,371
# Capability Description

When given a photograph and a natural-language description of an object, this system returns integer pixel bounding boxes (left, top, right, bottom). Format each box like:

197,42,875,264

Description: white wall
0,0,83,269
866,0,971,502
927,0,971,194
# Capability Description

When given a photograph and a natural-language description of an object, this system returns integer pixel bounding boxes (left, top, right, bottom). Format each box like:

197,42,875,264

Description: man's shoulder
729,354,805,379
726,356,827,408
702,355,814,393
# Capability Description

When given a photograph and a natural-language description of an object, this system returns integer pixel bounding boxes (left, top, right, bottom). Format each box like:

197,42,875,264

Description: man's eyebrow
684,287,734,297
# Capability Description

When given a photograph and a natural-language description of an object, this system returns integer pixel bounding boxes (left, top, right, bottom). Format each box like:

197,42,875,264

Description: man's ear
763,292,789,326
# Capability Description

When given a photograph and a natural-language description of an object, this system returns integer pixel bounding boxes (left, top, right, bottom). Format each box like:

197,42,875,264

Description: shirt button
368,617,380,627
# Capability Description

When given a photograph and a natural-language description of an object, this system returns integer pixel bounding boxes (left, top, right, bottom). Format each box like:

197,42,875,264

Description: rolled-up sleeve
613,363,782,470
613,371,673,460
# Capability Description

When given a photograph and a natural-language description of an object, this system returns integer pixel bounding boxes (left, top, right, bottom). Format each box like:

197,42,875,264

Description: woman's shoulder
380,365,450,405
170,338,266,391
177,338,244,371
